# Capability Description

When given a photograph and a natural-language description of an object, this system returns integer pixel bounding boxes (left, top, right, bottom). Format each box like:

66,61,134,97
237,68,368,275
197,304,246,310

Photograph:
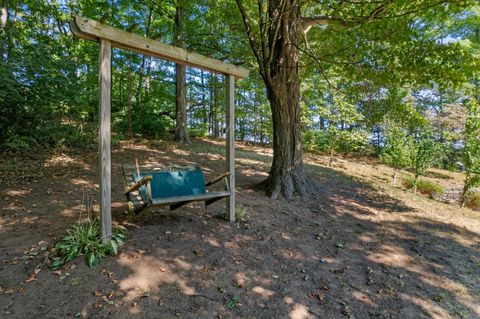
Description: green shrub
402,176,444,197
236,204,249,222
189,124,209,138
51,218,125,269
303,130,330,153
302,129,369,154
464,191,480,210
5,136,35,152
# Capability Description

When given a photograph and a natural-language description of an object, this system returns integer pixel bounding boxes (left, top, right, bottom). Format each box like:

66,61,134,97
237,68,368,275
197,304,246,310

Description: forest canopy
0,0,479,197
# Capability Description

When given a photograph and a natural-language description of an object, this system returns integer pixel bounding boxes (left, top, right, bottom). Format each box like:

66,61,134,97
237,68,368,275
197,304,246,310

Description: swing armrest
206,172,231,187
124,175,152,195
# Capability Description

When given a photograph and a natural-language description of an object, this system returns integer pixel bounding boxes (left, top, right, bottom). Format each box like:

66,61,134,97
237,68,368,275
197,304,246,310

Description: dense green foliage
0,1,478,176
462,98,480,203
409,129,441,192
464,191,480,210
402,176,445,198
381,122,412,185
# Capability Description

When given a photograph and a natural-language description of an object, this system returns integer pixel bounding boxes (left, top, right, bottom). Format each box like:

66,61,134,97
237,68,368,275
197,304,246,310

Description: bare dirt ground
1,139,479,319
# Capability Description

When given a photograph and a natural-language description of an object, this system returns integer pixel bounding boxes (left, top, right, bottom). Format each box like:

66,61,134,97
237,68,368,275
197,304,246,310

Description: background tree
174,0,190,144
0,0,478,206
381,122,412,186
462,98,480,205
409,128,440,193
234,0,472,198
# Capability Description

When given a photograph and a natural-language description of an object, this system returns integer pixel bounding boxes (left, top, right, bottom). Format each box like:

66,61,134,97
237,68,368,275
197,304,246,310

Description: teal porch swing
122,162,231,213
70,14,248,241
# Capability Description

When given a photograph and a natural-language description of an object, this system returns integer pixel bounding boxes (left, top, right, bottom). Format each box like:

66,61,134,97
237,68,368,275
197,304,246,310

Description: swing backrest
134,166,207,200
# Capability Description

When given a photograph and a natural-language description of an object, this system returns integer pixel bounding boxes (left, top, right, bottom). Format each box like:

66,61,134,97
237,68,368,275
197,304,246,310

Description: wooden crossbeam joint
206,172,231,187
124,175,152,195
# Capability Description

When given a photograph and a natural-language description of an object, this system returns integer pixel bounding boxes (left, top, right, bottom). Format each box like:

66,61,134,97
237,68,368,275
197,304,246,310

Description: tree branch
267,0,288,68
235,0,268,82
258,0,268,70
299,15,347,31
298,0,456,33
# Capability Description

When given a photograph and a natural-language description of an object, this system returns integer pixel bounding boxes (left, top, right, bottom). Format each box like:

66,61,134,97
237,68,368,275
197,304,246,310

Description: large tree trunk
266,82,307,198
263,1,308,198
173,0,190,144
236,0,309,198
265,79,308,198
174,63,189,143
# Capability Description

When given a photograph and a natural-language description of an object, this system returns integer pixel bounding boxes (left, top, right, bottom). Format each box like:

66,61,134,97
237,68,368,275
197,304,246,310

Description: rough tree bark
174,0,190,144
201,70,207,127
235,0,404,198
127,64,133,138
237,0,307,198
265,67,308,198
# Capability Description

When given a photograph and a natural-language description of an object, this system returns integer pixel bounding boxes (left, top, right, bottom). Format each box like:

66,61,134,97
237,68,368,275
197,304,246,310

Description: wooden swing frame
70,14,249,243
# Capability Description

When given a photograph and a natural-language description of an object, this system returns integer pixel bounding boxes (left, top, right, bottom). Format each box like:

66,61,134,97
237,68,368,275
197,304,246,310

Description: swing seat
122,163,231,213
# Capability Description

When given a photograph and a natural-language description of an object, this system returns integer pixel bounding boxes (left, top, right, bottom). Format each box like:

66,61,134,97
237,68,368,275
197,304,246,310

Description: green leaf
227,296,240,309
113,232,125,243
50,258,65,270
107,240,118,255
65,246,78,262
85,252,100,267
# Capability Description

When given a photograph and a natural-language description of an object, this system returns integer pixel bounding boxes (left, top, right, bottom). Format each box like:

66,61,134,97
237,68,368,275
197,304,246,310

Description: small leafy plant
402,176,444,198
409,129,440,193
51,218,125,269
381,122,412,186
464,191,480,210
462,98,480,206
235,205,249,222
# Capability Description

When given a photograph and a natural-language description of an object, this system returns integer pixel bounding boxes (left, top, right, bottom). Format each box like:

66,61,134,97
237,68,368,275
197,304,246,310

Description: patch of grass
51,218,125,269
402,176,445,197
236,204,249,222
464,191,480,211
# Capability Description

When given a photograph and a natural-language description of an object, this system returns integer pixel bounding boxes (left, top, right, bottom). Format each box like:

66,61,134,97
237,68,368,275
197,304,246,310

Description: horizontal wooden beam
70,14,249,79
151,191,231,206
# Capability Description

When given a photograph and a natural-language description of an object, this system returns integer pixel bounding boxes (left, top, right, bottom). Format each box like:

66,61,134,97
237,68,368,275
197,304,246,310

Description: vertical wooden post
226,74,235,222
99,39,112,243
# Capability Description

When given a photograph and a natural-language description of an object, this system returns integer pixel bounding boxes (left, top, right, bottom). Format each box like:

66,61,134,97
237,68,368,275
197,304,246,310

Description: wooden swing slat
151,191,231,207
122,164,231,214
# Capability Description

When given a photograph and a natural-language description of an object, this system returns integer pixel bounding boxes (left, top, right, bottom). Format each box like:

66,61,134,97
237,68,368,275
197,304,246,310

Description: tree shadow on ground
0,139,478,318
103,140,478,318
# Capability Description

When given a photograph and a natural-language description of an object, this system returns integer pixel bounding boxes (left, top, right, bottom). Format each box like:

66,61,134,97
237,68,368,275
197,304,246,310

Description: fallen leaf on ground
3,259,18,265
69,279,79,286
102,296,114,305
25,268,41,283
308,292,325,301
193,249,205,257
